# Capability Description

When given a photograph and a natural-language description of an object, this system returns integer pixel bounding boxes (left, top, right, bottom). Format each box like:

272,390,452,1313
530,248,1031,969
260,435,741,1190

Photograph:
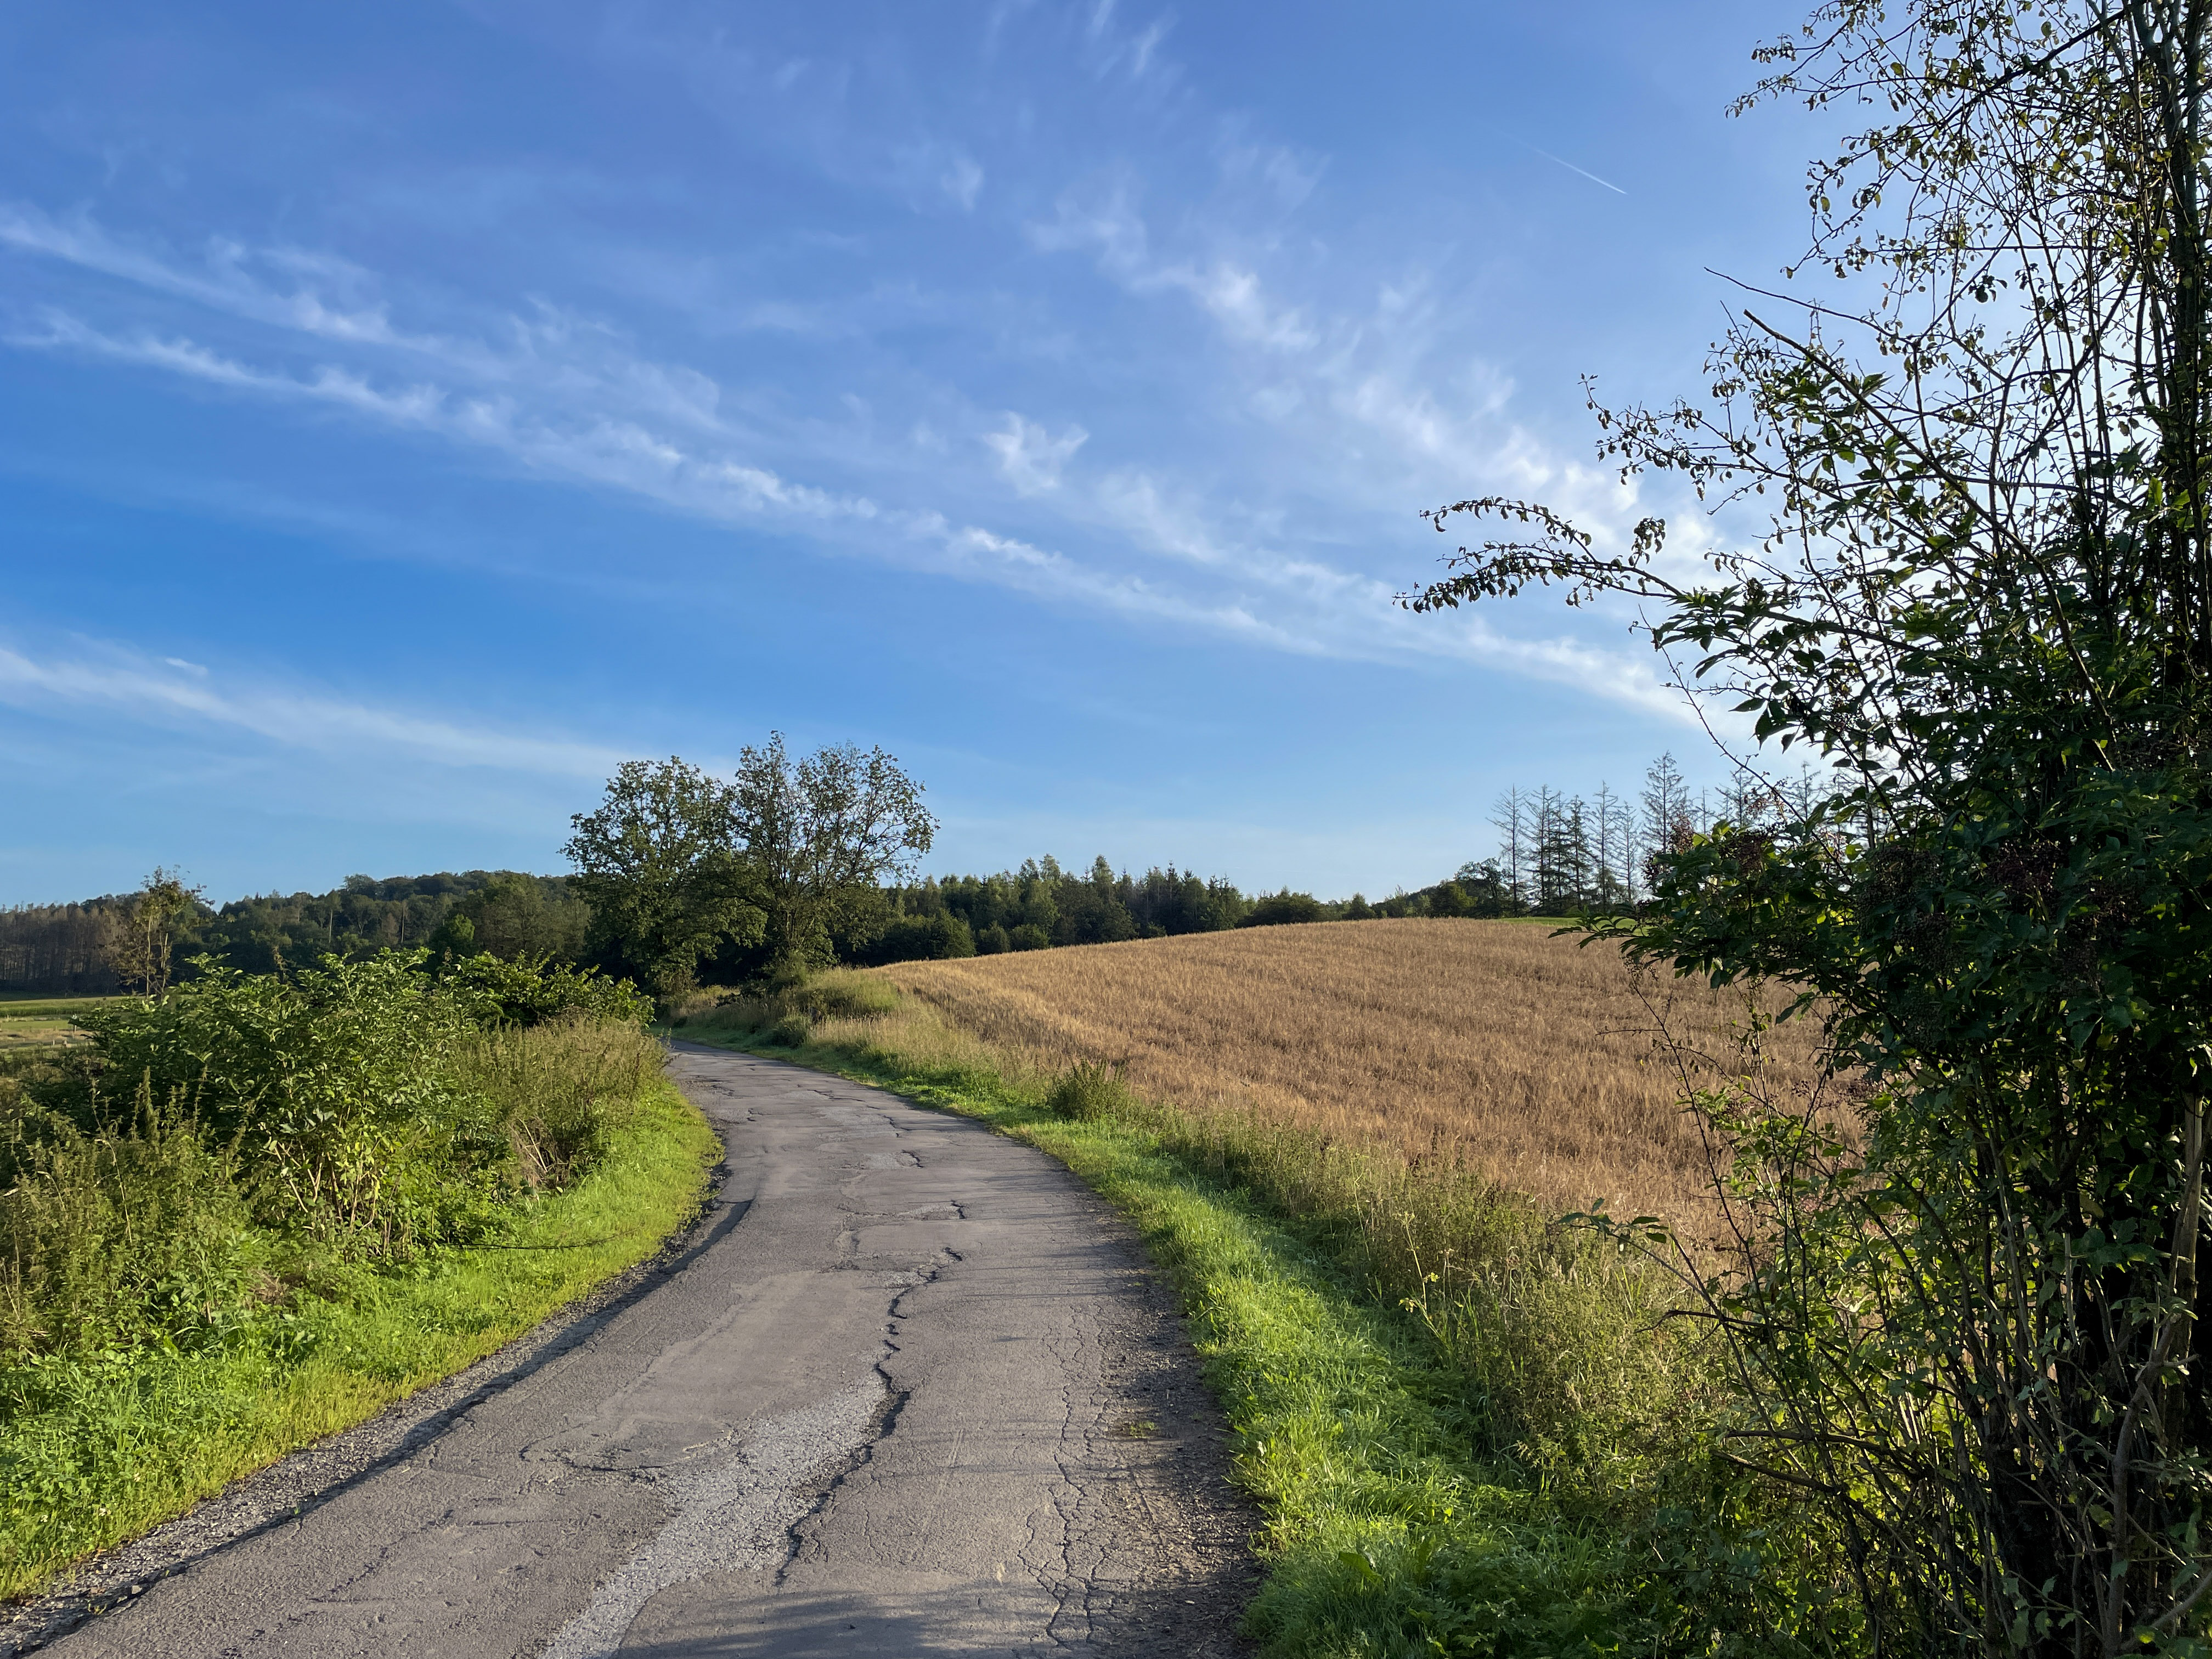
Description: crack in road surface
15,1045,1256,1658
537,1375,889,1659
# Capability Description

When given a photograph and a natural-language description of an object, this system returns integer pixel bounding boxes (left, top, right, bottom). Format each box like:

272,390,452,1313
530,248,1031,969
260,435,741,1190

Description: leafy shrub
975,923,1011,954
1008,923,1049,951
765,1012,812,1048
1045,1060,1131,1121
1239,890,1323,928
71,953,494,1245
861,912,975,966
441,952,651,1029
792,970,898,1021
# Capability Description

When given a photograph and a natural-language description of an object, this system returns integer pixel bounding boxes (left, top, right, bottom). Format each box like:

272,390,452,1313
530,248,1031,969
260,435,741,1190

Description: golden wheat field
879,918,1826,1224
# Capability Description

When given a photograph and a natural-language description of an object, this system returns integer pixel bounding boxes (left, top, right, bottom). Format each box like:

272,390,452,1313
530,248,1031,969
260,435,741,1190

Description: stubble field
880,917,1825,1223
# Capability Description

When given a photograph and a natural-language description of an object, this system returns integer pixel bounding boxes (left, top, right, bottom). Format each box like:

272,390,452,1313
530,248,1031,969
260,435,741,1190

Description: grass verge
675,978,1742,1658
0,1076,716,1601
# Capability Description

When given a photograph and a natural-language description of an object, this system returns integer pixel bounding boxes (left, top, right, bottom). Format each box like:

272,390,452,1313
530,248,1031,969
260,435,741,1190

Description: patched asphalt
9,1043,1257,1657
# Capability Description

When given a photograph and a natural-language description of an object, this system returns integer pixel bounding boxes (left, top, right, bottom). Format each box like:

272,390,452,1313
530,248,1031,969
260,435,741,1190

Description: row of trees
14,743,1747,1002
0,871,591,996
1483,753,1820,913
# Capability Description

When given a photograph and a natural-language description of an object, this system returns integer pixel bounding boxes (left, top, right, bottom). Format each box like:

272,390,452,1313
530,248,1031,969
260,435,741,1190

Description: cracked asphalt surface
23,1044,1257,1658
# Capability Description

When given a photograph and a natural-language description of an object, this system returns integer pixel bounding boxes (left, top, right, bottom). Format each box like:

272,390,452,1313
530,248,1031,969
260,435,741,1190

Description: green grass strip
0,1079,718,1601
692,1032,1669,1659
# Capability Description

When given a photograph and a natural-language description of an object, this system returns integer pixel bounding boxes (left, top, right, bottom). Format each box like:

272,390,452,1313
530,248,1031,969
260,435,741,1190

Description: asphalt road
25,1044,1255,1658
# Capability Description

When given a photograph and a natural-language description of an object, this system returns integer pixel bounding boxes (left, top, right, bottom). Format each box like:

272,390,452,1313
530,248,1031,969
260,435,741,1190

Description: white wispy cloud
0,198,1688,715
1028,184,1316,351
983,411,1088,493
0,641,635,777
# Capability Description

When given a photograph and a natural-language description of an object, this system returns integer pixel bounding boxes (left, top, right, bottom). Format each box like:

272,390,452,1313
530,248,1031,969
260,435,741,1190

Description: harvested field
881,918,1825,1224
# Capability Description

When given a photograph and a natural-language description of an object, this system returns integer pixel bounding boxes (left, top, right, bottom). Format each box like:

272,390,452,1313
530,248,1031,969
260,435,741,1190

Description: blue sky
1,1,1804,905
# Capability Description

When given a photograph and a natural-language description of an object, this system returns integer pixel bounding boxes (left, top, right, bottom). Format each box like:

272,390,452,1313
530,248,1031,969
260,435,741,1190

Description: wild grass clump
1045,1060,1131,1121
0,1087,253,1363
453,1013,659,1192
671,967,899,1044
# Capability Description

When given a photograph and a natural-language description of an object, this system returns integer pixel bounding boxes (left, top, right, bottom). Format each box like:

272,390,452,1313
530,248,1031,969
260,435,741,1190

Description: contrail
1524,143,1627,196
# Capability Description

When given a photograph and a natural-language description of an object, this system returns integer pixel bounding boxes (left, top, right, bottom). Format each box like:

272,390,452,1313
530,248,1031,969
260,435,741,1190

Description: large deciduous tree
563,758,760,1001
1407,3,2212,1652
729,732,934,973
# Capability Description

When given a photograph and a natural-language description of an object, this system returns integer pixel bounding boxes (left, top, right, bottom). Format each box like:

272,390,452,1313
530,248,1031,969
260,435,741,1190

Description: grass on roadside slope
676,978,1785,1658
0,1077,717,1601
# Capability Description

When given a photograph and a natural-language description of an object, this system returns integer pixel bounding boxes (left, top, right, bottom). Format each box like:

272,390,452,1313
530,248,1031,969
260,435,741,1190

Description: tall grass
458,1014,660,1192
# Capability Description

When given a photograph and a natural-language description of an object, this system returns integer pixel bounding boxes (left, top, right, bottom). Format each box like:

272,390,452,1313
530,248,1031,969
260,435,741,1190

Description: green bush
861,912,975,966
1008,922,1049,951
1239,890,1324,928
1045,1060,1131,1121
440,953,651,1029
68,954,497,1246
793,970,898,1021
675,968,896,1039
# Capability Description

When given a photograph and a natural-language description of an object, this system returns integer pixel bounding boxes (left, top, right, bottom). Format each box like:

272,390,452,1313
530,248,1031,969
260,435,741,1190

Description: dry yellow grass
880,918,1825,1225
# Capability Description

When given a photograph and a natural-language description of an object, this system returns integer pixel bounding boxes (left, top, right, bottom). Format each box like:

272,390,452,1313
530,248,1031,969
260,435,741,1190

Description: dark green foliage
0,872,595,998
872,855,1250,962
855,912,974,966
440,953,653,1029
565,758,763,1001
1240,890,1324,928
729,732,936,973
198,871,588,979
447,872,592,963
764,1012,812,1048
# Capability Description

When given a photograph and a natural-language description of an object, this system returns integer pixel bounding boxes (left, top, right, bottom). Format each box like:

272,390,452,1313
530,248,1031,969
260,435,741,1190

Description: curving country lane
18,1045,1255,1658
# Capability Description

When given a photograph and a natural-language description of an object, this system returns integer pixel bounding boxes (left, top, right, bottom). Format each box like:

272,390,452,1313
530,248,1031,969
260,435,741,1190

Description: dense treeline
856,751,1769,963
0,872,590,996
3,753,1754,994
4,746,1761,994
856,854,1526,963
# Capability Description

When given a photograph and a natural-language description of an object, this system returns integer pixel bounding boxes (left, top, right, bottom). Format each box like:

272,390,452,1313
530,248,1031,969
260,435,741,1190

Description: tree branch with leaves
1407,3,2212,1652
